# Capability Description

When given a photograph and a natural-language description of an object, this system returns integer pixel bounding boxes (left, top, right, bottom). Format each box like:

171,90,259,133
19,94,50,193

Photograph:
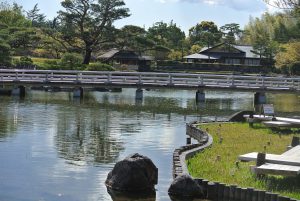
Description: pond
0,88,299,201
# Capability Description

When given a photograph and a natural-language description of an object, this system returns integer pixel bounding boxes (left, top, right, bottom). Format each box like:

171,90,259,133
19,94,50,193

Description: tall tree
26,4,46,27
147,21,185,50
115,25,147,50
188,21,222,47
263,0,299,9
0,2,39,57
58,0,130,64
220,23,243,45
276,41,300,74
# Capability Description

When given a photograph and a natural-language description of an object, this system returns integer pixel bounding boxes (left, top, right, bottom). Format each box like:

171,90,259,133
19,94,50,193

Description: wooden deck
239,145,300,176
255,163,300,176
244,115,300,128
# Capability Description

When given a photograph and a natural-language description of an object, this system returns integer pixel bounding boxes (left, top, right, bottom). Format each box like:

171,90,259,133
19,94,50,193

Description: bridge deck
0,69,300,93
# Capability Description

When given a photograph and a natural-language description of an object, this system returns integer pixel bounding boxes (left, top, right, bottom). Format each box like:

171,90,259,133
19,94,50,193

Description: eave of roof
184,53,219,60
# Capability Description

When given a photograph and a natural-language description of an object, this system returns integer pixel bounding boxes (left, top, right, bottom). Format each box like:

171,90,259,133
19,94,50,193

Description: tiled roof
233,45,260,58
97,49,119,59
184,53,219,60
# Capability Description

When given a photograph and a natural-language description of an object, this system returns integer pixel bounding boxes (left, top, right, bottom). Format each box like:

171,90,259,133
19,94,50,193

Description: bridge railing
0,69,300,91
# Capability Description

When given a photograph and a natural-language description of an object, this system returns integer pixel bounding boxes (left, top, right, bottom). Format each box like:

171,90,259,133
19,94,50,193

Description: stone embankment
172,121,299,201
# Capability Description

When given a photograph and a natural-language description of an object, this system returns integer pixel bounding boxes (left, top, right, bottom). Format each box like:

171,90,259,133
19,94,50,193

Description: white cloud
157,0,267,12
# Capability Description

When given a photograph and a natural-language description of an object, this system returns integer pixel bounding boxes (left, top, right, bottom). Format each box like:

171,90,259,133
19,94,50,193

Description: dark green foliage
0,2,31,27
26,4,46,27
84,63,115,71
147,21,185,50
60,53,83,70
58,0,130,64
14,56,33,66
220,23,243,45
0,39,11,65
34,59,61,70
189,21,222,47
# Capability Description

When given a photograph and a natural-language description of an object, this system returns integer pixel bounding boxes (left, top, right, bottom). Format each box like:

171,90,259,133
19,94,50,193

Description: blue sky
10,0,273,34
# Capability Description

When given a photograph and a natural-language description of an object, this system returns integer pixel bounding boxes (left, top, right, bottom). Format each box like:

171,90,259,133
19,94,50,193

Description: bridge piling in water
11,85,26,97
136,88,143,100
254,92,267,105
196,90,205,102
73,87,84,98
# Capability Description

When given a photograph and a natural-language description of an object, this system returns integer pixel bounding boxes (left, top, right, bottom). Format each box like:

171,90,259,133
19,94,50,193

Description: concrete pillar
196,89,205,102
11,86,26,97
254,92,266,105
135,88,143,100
73,87,84,98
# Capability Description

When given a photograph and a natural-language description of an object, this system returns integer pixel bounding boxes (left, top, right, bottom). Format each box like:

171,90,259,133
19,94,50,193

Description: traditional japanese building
184,43,262,66
98,49,154,71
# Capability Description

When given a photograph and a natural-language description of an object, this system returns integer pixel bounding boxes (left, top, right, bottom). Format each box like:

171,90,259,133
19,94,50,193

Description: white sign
263,104,275,115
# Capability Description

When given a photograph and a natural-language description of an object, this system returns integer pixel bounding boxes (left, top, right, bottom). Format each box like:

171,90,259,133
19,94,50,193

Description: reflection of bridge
1,69,299,103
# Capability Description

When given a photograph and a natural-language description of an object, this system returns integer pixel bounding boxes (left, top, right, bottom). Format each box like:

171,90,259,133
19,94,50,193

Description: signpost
262,104,275,117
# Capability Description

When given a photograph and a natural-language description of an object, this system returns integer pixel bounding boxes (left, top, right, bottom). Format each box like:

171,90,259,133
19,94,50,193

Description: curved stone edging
172,121,298,201
172,121,213,178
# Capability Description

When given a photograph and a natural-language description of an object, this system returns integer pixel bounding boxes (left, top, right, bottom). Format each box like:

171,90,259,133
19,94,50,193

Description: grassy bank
187,123,300,199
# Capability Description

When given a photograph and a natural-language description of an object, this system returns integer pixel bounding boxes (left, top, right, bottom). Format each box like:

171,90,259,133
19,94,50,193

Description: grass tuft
187,122,300,199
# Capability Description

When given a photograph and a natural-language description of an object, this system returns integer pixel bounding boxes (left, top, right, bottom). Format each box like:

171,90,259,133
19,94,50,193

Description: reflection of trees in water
55,107,125,164
270,94,300,113
0,99,19,139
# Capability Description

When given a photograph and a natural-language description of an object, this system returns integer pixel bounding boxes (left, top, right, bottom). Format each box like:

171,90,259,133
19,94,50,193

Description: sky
9,0,276,34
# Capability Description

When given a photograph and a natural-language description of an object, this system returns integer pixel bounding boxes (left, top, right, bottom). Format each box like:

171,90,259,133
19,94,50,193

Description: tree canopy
188,21,222,47
57,0,130,64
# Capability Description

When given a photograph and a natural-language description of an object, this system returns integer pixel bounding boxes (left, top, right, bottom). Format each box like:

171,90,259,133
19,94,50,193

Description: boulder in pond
105,153,158,194
168,174,204,198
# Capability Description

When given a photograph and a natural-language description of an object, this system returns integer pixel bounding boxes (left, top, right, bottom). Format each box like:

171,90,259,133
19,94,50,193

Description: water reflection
107,189,156,201
0,89,299,201
55,106,124,164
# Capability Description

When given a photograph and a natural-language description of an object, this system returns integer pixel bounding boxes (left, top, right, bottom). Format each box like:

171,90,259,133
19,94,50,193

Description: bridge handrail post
138,74,142,84
75,72,82,83
107,72,112,83
169,73,173,85
45,73,49,82
15,72,19,81
262,77,265,88
231,75,235,87
198,75,204,86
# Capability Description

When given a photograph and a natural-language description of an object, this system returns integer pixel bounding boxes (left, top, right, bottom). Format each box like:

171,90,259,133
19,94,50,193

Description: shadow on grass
263,175,300,193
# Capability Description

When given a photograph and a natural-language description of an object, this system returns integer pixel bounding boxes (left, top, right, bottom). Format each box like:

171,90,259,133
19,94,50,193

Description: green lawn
187,123,300,199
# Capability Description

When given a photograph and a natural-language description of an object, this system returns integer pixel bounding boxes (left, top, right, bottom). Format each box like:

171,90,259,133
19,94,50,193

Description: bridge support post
11,86,26,97
254,92,266,105
196,89,205,102
73,87,84,98
135,88,143,100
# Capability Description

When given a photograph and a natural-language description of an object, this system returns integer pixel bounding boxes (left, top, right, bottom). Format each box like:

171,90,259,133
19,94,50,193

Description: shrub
84,62,115,71
0,41,11,66
13,56,35,68
34,59,61,70
60,53,83,70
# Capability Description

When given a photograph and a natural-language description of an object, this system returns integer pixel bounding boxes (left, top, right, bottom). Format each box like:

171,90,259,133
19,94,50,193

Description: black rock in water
105,153,158,194
168,174,204,198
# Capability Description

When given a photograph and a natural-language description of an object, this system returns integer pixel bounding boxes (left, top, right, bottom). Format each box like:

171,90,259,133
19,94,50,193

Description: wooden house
97,49,154,71
184,43,261,66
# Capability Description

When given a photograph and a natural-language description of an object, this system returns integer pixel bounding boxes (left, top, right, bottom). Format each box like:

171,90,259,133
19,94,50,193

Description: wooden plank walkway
262,121,294,128
238,151,300,166
244,115,300,128
239,145,300,176
255,163,300,176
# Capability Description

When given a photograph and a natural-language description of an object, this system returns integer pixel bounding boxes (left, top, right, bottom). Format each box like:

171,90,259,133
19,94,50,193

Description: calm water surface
0,88,299,201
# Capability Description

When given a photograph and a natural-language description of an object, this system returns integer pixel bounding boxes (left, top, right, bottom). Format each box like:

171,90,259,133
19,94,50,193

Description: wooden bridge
0,69,300,100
